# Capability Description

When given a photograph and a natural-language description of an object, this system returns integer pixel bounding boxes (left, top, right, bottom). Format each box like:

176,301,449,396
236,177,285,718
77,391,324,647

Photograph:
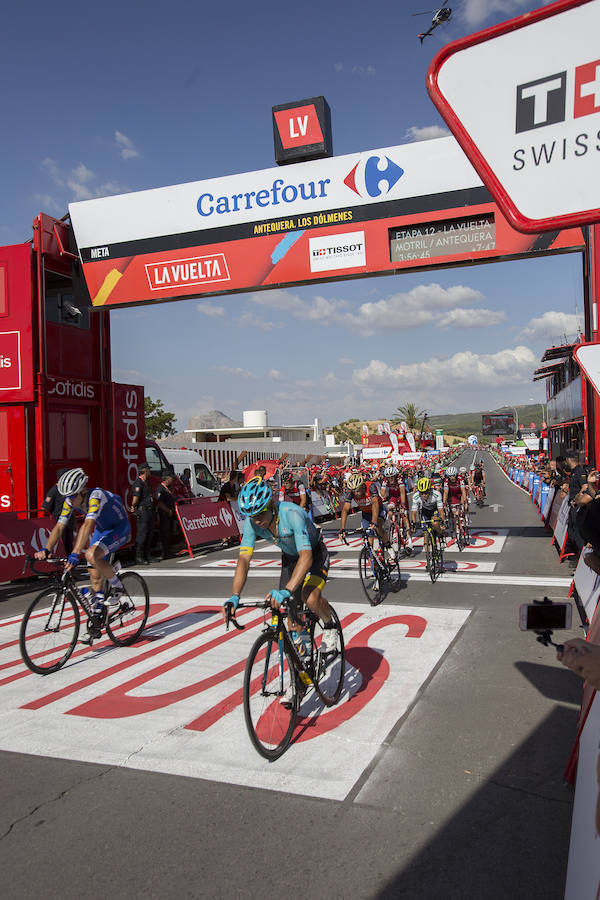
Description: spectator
564,449,589,554
181,467,194,498
130,463,155,566
219,469,242,502
557,638,600,691
41,468,74,555
156,470,177,561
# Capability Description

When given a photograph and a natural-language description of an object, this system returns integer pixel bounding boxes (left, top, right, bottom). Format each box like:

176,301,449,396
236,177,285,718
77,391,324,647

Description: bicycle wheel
456,517,465,552
105,571,150,646
358,546,383,605
243,630,298,760
388,520,401,559
431,536,444,582
19,588,79,674
311,607,345,706
425,533,433,580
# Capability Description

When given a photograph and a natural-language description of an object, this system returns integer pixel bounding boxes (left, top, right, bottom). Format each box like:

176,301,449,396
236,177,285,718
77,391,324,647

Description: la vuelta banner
68,137,585,310
176,498,238,552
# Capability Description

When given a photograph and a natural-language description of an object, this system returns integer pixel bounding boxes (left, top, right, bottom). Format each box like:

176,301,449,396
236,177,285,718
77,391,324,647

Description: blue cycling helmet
238,476,272,517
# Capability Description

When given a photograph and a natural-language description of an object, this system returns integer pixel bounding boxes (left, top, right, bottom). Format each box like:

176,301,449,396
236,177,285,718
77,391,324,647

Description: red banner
112,383,145,509
0,513,64,583
176,498,238,552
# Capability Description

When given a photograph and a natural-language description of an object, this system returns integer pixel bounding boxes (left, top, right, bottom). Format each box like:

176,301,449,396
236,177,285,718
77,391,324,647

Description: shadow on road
375,704,578,900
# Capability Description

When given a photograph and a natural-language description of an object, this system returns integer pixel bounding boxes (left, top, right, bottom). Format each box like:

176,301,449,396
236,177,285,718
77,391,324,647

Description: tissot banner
69,137,585,310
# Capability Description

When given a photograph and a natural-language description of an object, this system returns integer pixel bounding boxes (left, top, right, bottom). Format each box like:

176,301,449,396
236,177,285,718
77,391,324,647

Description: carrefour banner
69,136,585,310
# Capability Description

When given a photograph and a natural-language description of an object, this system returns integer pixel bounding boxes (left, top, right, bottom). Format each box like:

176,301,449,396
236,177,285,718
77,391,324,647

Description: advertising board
112,383,145,509
482,412,514,435
69,137,585,310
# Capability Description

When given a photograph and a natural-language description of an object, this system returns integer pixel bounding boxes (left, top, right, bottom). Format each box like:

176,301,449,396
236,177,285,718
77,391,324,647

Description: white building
185,410,322,444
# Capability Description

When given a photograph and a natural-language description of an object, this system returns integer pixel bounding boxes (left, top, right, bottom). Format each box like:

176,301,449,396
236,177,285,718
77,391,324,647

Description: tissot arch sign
69,135,585,310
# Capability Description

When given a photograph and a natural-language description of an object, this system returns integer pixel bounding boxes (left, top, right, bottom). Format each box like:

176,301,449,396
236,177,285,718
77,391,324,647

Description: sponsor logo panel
309,230,366,272
145,253,230,291
0,332,21,391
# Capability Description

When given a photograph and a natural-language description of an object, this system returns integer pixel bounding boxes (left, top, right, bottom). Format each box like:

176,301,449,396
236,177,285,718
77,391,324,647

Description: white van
162,448,220,498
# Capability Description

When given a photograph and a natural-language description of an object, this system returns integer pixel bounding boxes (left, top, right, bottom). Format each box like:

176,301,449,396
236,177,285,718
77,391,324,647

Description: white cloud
334,62,343,73
237,310,278,332
251,284,495,335
405,125,450,142
214,365,257,379
353,345,536,391
42,157,128,202
461,0,544,27
520,310,583,342
115,131,140,160
351,65,376,77
338,357,354,366
33,192,63,216
268,369,281,380
436,308,507,329
197,301,225,317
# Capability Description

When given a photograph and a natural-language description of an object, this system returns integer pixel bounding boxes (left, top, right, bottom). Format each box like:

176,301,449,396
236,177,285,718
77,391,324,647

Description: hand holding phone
519,601,572,632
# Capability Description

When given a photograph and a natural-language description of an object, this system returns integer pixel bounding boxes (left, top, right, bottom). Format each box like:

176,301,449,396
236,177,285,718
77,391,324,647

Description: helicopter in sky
413,6,452,43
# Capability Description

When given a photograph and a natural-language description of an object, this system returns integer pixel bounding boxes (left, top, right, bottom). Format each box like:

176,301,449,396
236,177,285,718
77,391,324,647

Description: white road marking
0,600,469,801
197,557,498,573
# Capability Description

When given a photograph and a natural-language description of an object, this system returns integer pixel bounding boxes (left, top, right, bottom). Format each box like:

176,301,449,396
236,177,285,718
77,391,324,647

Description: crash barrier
494,452,572,562
175,497,239,555
491,449,600,894
0,510,65,584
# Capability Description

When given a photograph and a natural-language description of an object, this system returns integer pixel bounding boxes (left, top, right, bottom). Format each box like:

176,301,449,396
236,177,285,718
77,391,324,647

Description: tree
333,419,363,444
145,396,177,439
394,403,427,432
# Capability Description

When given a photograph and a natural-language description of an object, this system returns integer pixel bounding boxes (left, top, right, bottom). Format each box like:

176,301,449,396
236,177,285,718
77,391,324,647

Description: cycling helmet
383,465,398,477
237,476,272,517
347,473,365,491
417,477,432,493
459,466,467,474
57,467,88,497
446,466,458,478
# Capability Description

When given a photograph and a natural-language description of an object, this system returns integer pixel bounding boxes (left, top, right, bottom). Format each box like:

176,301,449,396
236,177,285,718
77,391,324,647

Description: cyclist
278,469,309,511
411,476,445,541
224,476,338,700
35,467,131,644
339,472,388,550
443,466,468,531
473,460,486,501
380,465,413,554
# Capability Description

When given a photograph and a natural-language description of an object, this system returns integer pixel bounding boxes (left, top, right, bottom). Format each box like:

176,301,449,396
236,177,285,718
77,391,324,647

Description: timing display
389,213,496,263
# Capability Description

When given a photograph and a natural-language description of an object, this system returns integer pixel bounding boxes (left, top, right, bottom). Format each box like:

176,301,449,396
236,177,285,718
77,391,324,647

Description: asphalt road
0,451,585,899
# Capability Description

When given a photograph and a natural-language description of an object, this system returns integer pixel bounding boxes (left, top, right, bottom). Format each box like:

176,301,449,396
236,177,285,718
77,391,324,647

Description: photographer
557,639,600,691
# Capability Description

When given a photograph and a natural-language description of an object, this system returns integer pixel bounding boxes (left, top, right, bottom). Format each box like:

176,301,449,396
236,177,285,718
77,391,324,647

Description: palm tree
395,402,427,432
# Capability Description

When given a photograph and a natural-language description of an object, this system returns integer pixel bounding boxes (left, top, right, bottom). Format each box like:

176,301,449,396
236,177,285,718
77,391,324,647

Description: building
185,409,322,444
533,340,584,456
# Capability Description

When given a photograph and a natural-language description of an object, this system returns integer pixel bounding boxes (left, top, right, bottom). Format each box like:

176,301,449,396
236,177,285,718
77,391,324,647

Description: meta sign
272,96,332,165
427,0,600,233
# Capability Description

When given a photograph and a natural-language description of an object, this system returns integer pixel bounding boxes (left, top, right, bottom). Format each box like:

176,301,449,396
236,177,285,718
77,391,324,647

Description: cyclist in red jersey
380,465,413,553
278,470,309,511
443,465,468,525
339,473,387,549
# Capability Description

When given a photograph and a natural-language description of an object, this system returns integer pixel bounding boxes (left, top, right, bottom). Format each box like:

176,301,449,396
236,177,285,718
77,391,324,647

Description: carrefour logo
344,155,404,198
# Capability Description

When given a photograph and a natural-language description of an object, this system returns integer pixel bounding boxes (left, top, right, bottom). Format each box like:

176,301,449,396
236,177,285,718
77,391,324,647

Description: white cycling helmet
383,465,398,477
446,466,458,478
57,467,88,497
459,466,467,474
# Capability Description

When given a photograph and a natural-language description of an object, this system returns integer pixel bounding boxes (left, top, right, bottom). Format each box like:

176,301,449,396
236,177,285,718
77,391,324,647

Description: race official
130,463,155,566
156,470,177,560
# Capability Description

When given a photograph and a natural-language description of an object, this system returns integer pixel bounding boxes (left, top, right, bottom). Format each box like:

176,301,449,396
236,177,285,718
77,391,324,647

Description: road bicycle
225,596,345,760
446,503,469,552
386,504,411,559
422,518,445,583
341,527,401,605
19,556,150,675
474,483,486,507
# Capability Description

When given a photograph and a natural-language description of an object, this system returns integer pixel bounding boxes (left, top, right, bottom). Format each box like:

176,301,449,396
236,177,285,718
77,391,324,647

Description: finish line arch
68,135,586,312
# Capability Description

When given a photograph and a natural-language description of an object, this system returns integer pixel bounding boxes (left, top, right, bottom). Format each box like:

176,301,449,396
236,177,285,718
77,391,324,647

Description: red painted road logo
0,600,469,799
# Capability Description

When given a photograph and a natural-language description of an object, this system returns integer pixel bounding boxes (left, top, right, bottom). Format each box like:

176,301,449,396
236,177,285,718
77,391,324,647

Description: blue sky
3,0,581,429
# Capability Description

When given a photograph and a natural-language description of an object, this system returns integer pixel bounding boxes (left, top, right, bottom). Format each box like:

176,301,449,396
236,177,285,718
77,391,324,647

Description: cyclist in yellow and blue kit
36,467,130,643
223,477,338,684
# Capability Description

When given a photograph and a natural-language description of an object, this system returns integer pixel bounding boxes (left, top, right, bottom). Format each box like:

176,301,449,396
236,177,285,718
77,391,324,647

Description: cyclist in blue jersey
36,468,131,641
224,477,338,687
